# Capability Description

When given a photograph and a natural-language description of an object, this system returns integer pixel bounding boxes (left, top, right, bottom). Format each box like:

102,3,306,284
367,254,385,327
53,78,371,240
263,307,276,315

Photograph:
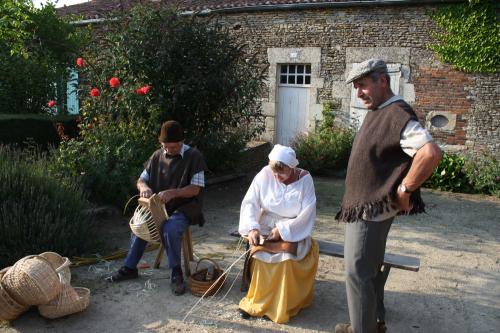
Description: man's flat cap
346,58,388,84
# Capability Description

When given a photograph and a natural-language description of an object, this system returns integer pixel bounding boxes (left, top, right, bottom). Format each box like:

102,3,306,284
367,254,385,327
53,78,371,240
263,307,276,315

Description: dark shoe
335,323,387,333
378,321,388,333
171,274,185,296
334,323,353,333
238,309,251,320
105,266,138,282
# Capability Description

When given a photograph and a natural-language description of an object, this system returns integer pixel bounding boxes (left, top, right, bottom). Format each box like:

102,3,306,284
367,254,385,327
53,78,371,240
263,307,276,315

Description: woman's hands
248,229,261,246
267,227,282,241
248,227,281,246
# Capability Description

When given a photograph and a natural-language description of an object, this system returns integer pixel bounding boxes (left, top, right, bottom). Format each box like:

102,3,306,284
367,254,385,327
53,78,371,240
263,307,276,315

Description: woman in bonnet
237,144,319,323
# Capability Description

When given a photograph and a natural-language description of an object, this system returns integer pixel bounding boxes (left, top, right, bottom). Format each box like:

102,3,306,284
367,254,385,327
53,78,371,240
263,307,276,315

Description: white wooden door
277,86,309,146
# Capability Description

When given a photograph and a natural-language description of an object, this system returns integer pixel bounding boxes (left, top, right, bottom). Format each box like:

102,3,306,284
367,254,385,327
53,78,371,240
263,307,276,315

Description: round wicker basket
129,205,162,243
0,267,29,321
40,252,71,283
189,258,226,297
38,286,90,319
2,255,61,306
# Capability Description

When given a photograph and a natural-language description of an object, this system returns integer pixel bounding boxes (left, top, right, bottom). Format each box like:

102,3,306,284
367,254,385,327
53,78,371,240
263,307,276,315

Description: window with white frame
279,64,311,86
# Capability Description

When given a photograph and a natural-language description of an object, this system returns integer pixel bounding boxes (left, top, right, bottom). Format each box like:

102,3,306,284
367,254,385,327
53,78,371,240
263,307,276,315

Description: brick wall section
414,67,473,146
59,2,499,156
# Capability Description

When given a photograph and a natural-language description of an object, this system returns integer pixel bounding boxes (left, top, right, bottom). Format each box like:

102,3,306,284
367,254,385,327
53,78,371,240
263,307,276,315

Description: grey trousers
344,217,394,333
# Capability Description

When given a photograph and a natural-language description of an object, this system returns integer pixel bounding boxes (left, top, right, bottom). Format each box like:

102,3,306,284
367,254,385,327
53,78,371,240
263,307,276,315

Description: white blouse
238,165,317,263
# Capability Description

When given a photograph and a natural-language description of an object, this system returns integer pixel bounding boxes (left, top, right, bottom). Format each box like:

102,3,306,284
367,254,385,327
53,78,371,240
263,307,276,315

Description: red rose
109,77,120,88
90,88,100,97
135,85,151,95
76,57,85,67
47,100,56,107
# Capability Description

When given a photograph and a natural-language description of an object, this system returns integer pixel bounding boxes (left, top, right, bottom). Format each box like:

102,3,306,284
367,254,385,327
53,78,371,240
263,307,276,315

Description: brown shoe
334,323,353,333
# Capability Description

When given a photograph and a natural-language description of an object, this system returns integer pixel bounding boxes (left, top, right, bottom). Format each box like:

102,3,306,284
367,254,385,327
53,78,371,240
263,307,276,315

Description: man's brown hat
159,120,184,143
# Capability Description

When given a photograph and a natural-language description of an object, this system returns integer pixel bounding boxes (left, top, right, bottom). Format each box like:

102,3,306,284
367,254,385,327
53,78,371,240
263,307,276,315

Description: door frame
263,47,324,143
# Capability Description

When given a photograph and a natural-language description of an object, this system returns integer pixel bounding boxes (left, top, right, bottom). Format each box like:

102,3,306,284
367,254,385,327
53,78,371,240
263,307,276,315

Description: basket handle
194,257,220,272
55,257,71,273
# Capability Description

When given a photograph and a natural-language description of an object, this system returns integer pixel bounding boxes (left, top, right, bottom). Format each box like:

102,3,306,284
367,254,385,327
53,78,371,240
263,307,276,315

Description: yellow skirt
239,239,319,323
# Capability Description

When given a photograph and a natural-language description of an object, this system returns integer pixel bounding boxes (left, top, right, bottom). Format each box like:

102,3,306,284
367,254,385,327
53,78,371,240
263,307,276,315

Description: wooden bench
315,239,419,288
229,229,420,289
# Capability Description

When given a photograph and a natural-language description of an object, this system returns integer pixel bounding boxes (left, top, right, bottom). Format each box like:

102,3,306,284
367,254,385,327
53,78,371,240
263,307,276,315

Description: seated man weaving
238,144,319,323
107,120,207,296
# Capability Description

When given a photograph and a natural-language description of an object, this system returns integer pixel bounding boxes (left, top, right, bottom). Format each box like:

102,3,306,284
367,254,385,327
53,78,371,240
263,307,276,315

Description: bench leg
182,227,194,277
154,244,164,269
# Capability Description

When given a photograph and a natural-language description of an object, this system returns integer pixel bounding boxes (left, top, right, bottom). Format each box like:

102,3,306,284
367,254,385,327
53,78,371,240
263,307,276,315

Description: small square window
289,65,296,74
280,75,287,84
306,65,311,74
288,76,296,84
280,65,287,74
297,76,304,84
297,65,304,74
305,76,311,84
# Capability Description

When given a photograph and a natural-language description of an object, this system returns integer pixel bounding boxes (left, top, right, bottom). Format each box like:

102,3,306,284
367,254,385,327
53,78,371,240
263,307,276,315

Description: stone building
59,0,499,155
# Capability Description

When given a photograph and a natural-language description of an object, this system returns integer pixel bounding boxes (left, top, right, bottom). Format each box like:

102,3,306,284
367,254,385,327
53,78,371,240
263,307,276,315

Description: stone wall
212,5,499,155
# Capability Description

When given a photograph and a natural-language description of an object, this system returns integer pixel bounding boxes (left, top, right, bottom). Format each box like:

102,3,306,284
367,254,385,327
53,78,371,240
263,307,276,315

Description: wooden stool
153,226,194,277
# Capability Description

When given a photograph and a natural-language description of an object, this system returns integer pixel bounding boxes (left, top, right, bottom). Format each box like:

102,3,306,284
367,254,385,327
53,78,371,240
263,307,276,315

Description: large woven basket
2,255,61,306
40,252,71,283
0,267,29,321
189,258,226,297
129,194,167,244
38,279,90,319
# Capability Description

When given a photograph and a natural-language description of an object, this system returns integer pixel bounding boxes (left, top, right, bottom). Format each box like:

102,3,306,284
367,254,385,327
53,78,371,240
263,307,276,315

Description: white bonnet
268,144,299,168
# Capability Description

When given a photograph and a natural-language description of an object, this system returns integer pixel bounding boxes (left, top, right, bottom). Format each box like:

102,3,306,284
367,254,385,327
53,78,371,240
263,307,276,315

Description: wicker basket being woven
129,194,168,244
38,278,90,319
2,255,61,306
189,258,226,297
0,267,30,322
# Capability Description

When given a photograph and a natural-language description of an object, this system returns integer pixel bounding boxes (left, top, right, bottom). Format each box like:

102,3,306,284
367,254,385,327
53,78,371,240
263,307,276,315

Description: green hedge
0,113,79,148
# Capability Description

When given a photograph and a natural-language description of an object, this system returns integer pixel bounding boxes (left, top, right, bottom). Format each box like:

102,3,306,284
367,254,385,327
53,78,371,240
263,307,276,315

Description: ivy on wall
429,0,499,73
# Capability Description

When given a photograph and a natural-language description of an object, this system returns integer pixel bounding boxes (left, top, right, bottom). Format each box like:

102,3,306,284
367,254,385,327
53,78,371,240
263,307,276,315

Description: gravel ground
2,176,499,333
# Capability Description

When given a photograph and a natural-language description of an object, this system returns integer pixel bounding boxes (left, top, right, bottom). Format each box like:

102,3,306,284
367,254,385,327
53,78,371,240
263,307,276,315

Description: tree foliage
55,4,266,206
0,0,89,114
429,0,499,73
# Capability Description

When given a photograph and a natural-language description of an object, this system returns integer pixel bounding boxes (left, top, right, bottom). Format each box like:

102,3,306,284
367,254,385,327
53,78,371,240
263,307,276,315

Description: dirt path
2,177,499,333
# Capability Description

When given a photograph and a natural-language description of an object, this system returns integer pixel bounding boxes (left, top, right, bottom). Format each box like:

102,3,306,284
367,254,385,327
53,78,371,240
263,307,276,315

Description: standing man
334,59,442,333
107,120,207,296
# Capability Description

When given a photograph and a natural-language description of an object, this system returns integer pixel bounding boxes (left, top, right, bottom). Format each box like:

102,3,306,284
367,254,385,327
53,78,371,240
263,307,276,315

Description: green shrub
0,145,94,267
463,150,500,197
424,152,471,192
292,103,355,175
424,150,499,197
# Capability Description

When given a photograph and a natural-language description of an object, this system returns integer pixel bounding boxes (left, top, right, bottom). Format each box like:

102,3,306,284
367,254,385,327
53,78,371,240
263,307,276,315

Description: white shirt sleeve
275,174,316,242
400,120,433,157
